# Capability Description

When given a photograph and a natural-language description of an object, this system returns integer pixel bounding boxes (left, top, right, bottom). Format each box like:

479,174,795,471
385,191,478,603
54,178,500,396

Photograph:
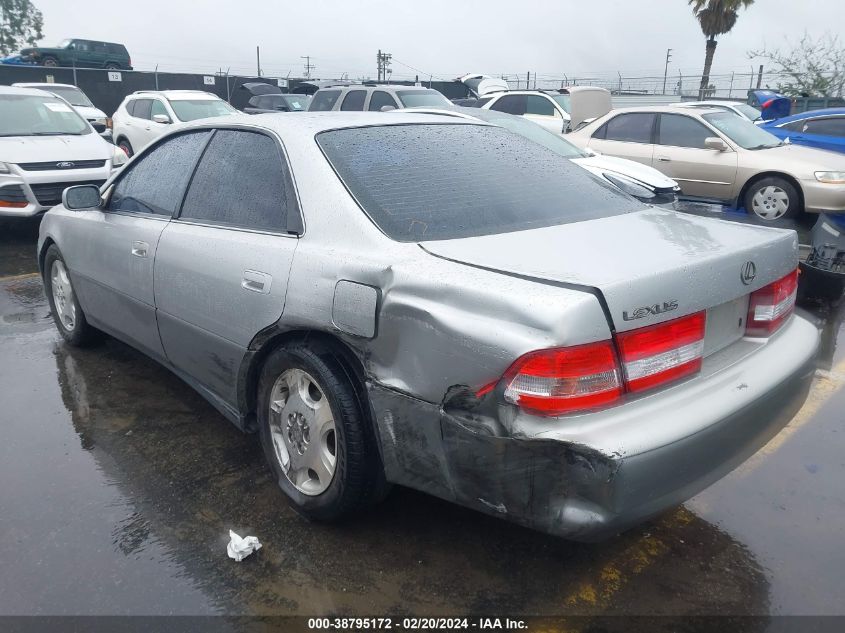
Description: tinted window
132,99,152,120
657,113,712,148
110,131,211,215
782,120,805,132
341,90,367,111
107,43,125,55
602,113,656,143
490,94,526,115
181,130,293,232
94,42,109,54
475,97,493,107
804,117,845,137
169,99,236,122
317,124,642,242
309,90,341,111
525,95,556,116
368,91,398,111
125,99,136,116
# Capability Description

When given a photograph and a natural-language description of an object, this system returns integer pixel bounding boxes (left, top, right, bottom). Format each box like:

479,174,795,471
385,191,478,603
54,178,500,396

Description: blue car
762,108,845,154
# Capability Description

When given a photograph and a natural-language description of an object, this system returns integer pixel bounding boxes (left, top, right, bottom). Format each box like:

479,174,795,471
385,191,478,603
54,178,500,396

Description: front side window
168,99,236,122
657,113,712,148
703,111,781,149
489,94,527,115
310,90,341,112
0,94,91,137
317,124,642,242
803,117,845,137
525,95,556,117
110,131,211,215
340,90,367,111
599,113,656,143
150,100,169,119
551,94,571,113
368,91,398,111
180,130,293,232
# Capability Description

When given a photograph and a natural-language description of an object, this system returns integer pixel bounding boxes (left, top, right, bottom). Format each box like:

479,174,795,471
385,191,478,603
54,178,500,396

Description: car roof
771,107,845,123
129,90,220,101
676,100,746,108
0,85,57,97
316,84,436,92
12,82,81,89
605,104,725,115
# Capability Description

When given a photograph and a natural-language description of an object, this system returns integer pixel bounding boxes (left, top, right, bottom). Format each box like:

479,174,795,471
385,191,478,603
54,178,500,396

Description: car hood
571,154,678,189
747,142,845,172
0,134,112,164
421,207,798,332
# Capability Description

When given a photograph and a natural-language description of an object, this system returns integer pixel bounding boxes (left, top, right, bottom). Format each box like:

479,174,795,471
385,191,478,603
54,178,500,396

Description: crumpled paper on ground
227,530,262,562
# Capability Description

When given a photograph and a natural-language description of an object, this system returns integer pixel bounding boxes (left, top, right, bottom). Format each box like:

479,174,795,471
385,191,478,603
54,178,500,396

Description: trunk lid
421,208,798,340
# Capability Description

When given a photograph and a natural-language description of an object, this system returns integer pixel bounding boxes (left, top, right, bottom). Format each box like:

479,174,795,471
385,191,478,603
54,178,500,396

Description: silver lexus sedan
37,113,819,541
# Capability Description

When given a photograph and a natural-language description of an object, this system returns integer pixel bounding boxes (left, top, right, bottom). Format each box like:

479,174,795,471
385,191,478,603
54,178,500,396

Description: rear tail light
494,312,707,416
746,269,798,337
502,342,623,415
615,312,706,393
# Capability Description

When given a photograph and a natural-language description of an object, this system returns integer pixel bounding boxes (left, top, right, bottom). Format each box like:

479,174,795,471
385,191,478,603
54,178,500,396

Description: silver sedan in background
38,113,818,540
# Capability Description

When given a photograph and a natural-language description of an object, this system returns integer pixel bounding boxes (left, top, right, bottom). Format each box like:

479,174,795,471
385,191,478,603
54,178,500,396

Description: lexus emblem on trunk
741,261,757,285
56,161,75,169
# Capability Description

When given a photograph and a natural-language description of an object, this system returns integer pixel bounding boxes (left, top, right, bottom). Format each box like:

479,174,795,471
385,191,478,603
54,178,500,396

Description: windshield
734,103,762,121
470,109,587,158
702,111,781,149
317,124,642,242
396,90,451,108
0,94,91,137
281,95,310,111
46,85,94,108
551,94,571,113
169,99,237,122
56,39,72,48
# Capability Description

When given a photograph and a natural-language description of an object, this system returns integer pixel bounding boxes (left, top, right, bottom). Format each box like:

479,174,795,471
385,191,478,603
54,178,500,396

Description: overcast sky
32,0,845,83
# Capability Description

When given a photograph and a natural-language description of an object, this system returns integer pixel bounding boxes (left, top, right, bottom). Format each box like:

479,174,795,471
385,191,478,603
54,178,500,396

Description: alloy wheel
51,260,77,332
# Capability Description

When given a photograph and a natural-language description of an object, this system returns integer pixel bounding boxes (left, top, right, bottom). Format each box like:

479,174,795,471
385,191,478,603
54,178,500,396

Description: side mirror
380,105,396,112
705,136,728,151
63,184,102,210
152,114,171,124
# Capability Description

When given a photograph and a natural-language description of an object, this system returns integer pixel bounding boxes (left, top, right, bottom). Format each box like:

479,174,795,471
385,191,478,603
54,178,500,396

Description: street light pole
662,48,672,95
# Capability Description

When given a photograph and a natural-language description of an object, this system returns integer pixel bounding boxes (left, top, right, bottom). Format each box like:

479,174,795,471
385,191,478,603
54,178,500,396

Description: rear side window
525,95,556,116
124,100,136,116
803,117,845,137
132,99,152,120
601,113,656,143
490,94,526,115
340,90,367,111
110,131,211,215
657,113,712,148
107,43,125,55
317,124,642,242
309,90,341,111
180,130,295,232
368,91,398,111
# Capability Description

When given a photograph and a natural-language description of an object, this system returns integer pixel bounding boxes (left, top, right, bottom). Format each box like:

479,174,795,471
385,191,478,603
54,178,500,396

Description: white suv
112,90,239,156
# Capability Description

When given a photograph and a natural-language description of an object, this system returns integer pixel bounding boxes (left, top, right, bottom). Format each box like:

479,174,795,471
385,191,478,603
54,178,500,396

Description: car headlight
0,162,10,174
815,171,845,184
112,145,129,168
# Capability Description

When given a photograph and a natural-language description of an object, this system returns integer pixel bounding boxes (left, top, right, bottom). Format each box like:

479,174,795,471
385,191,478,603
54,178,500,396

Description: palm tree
689,0,754,98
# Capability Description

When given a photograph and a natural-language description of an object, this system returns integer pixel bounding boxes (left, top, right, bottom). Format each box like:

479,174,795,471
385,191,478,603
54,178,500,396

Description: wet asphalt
0,214,844,620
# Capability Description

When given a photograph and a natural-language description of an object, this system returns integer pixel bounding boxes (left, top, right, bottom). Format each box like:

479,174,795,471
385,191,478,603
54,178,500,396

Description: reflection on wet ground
0,213,843,618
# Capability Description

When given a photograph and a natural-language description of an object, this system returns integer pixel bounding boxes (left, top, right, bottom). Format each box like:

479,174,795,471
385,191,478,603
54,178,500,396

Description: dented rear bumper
368,313,819,541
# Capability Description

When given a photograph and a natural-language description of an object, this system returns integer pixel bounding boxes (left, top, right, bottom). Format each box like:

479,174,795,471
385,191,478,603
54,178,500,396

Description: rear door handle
131,241,149,258
656,156,671,162
241,270,272,294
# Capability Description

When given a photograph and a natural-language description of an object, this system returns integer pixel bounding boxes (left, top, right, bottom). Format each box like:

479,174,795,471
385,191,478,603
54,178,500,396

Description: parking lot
1,214,843,622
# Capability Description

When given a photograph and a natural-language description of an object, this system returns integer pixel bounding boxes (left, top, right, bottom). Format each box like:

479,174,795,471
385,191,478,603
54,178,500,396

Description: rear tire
105,63,120,70
43,245,101,347
257,342,386,521
41,56,58,67
117,138,133,157
744,177,801,221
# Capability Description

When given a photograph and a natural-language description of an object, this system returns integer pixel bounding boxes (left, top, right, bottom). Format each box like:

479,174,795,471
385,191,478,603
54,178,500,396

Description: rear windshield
0,94,91,137
317,124,642,242
169,99,236,122
396,90,451,108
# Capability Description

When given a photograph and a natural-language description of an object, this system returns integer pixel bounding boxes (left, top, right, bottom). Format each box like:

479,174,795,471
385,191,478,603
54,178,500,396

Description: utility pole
662,48,672,95
301,55,315,79
376,50,392,83
256,46,261,77
756,64,764,89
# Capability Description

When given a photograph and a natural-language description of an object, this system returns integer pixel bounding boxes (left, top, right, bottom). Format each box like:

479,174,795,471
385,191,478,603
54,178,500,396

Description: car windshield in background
47,86,94,108
551,94,571,113
734,103,762,121
309,90,342,111
169,99,237,121
703,111,781,149
0,94,91,137
395,90,451,108
281,95,310,111
318,123,642,242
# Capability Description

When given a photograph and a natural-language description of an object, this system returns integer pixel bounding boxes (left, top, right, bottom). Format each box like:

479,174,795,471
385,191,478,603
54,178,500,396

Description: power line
301,55,315,79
